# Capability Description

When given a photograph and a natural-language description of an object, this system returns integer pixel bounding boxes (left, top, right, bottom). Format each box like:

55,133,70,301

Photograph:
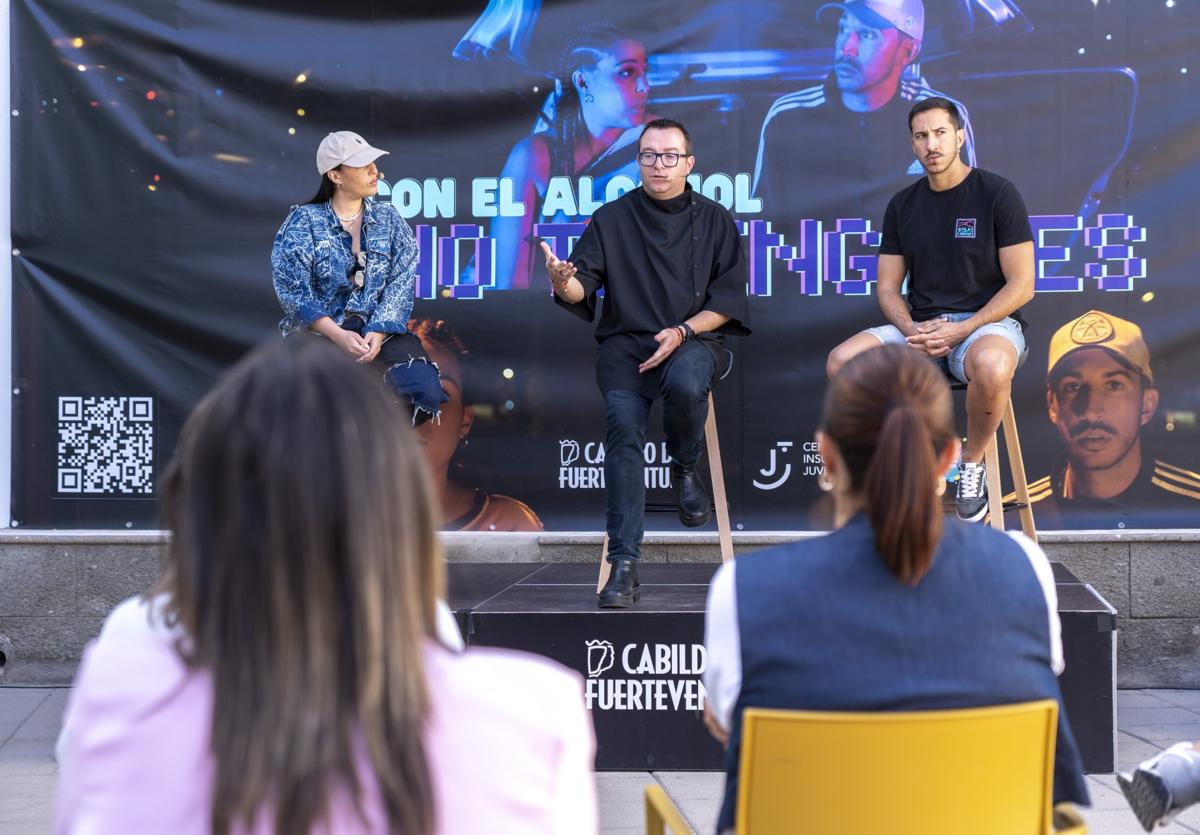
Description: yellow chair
644,700,1086,835
645,784,697,835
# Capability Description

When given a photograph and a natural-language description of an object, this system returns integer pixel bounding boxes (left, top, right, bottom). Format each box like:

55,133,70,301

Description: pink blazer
54,597,597,834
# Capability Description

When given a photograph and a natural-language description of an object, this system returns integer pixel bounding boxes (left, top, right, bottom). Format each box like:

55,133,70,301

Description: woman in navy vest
703,345,1089,831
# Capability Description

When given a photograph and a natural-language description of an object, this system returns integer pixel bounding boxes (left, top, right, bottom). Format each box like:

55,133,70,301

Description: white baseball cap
816,0,925,43
315,131,389,174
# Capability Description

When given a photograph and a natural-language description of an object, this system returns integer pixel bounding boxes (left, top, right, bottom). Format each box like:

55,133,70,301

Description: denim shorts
863,312,1027,383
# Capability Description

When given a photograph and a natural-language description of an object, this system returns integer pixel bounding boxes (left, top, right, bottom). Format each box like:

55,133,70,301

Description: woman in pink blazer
54,336,596,835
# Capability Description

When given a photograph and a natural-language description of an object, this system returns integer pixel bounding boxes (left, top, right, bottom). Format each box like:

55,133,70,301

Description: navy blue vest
717,516,1089,830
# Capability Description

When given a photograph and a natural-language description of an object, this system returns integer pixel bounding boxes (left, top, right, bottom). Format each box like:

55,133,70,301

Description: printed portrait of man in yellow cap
1026,310,1200,528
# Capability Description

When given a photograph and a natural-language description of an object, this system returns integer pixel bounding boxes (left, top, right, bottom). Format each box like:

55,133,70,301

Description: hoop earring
585,93,594,104
817,472,834,493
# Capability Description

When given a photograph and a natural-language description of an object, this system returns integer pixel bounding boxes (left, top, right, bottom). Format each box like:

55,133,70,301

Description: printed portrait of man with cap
1025,309,1200,529
752,0,976,233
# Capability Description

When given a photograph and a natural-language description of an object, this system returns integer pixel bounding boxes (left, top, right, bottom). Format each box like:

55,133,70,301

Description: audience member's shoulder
426,642,583,703
95,594,181,649
73,596,192,704
733,531,838,575
943,517,1029,563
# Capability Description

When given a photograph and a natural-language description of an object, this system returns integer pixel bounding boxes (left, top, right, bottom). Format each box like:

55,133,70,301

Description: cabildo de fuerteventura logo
583,638,708,711
558,439,672,490
586,640,615,678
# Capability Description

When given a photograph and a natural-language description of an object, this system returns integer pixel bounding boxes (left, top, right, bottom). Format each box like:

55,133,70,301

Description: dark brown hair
157,336,442,835
307,165,342,204
821,345,955,584
639,117,694,155
409,317,471,402
908,96,962,132
548,23,630,177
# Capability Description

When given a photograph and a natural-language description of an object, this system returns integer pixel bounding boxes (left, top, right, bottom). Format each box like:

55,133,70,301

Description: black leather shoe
672,463,711,528
598,557,640,608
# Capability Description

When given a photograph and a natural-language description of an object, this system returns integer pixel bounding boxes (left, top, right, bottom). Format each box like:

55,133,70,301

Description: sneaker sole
597,587,641,609
956,501,988,523
1118,769,1173,832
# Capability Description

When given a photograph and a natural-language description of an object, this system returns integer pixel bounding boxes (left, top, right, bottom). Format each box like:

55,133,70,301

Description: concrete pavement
5,687,1200,834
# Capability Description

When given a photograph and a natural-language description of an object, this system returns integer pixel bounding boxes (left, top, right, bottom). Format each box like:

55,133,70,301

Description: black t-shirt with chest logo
879,168,1032,327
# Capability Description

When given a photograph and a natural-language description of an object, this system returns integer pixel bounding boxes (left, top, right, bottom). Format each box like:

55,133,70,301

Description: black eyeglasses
637,151,691,168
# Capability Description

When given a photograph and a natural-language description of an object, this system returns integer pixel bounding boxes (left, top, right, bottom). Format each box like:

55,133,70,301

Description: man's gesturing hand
540,241,577,288
639,327,685,374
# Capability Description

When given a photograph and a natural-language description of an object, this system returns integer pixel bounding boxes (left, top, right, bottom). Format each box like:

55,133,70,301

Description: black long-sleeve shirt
556,185,750,397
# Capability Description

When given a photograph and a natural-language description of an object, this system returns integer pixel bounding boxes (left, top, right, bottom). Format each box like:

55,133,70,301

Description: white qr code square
57,397,154,494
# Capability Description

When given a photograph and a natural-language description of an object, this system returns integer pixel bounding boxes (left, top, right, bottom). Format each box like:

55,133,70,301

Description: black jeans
604,341,716,563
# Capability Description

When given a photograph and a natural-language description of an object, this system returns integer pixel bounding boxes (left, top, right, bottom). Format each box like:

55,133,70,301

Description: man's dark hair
639,118,693,155
908,97,961,133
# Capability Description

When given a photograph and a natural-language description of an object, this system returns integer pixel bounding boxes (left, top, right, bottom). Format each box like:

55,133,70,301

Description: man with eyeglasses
542,117,750,608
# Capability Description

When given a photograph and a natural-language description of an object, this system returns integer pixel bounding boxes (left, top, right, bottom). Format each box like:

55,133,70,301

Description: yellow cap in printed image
1047,310,1153,385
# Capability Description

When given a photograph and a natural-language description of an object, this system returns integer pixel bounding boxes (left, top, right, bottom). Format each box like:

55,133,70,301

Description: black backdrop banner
10,0,1200,530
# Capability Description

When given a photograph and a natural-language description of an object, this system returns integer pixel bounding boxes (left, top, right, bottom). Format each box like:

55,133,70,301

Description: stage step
1,529,1197,688
450,562,1117,773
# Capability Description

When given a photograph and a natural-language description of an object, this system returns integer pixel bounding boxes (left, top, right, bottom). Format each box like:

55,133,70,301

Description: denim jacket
270,199,417,335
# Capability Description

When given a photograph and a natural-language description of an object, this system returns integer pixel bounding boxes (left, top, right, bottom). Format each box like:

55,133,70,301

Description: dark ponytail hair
547,23,625,177
306,168,340,205
821,345,955,585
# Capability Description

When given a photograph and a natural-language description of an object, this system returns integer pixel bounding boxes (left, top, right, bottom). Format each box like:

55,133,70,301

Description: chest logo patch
955,218,977,239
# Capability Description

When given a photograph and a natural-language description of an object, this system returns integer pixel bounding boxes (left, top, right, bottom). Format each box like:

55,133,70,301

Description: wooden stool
950,382,1037,541
597,391,734,593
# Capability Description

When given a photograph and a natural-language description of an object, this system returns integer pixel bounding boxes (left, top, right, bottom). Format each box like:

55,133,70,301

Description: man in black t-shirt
826,97,1035,523
543,118,750,608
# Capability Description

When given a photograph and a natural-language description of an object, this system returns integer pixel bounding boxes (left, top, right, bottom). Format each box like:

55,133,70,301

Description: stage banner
10,0,1200,530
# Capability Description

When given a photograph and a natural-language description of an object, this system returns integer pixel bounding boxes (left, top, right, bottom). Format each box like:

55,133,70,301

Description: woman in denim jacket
271,130,445,423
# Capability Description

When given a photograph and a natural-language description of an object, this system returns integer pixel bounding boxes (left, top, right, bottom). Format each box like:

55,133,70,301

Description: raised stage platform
447,561,1118,773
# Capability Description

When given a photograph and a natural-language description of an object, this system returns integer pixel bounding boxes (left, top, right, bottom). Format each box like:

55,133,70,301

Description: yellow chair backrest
736,699,1062,835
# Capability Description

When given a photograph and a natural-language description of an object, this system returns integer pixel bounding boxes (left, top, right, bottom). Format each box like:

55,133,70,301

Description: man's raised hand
540,241,577,288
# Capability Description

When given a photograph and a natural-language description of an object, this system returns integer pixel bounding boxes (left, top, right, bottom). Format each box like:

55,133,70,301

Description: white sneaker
955,460,988,522
1118,741,1200,831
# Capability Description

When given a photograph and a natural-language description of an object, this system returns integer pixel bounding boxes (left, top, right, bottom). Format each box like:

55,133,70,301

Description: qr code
57,397,154,494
